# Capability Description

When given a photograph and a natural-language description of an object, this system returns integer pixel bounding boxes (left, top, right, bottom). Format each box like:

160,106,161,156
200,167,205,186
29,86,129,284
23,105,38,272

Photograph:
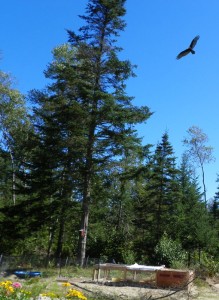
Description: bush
193,252,219,277
155,232,187,268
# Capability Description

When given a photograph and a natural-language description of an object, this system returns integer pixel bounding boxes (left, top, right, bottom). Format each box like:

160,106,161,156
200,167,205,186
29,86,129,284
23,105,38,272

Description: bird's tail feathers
191,50,195,54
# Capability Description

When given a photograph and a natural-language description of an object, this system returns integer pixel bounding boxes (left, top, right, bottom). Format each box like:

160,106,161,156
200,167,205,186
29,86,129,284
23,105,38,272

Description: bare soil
58,276,219,300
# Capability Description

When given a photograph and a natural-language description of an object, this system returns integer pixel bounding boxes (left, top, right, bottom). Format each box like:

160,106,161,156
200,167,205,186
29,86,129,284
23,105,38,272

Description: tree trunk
201,163,207,207
55,215,65,266
46,222,57,267
55,195,68,265
10,150,16,205
77,123,94,266
77,172,91,266
78,200,89,267
187,251,191,267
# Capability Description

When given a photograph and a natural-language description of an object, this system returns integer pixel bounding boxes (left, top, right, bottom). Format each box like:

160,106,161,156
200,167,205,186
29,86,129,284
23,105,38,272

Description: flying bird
176,35,200,60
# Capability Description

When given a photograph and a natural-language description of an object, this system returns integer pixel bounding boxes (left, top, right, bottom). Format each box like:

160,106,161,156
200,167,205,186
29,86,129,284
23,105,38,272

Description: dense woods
0,0,218,269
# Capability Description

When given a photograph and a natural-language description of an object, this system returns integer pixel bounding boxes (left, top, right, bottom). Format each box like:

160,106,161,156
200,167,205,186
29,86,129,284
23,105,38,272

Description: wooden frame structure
92,263,165,281
93,263,127,281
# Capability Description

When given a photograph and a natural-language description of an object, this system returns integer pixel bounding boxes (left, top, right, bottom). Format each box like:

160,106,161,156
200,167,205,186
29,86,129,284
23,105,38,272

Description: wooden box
156,269,194,289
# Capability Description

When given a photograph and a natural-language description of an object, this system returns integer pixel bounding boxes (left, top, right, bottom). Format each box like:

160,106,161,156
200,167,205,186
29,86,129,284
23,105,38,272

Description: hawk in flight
176,35,200,59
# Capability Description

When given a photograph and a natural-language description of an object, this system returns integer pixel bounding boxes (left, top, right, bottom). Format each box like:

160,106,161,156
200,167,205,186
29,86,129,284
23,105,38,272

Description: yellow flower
0,281,33,298
41,291,58,298
62,281,72,287
6,285,14,294
0,281,15,294
0,280,12,287
21,289,31,295
66,288,87,300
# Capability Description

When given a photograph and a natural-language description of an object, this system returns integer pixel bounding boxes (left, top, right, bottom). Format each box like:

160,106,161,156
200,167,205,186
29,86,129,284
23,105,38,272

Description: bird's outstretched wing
189,35,200,49
176,35,200,59
176,48,191,60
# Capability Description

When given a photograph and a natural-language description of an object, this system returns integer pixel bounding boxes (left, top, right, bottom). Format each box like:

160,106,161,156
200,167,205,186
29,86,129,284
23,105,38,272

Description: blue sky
1,0,219,200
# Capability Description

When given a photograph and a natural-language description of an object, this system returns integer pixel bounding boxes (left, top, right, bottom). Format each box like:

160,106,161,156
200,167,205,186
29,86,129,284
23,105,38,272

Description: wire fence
0,254,101,274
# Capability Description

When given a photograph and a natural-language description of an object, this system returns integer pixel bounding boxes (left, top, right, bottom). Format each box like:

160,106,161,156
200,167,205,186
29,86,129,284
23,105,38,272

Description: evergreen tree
176,154,218,264
211,175,219,221
66,0,151,265
28,84,85,261
209,175,219,253
148,132,179,241
88,146,146,263
175,153,202,263
29,0,151,265
133,132,179,261
0,148,12,206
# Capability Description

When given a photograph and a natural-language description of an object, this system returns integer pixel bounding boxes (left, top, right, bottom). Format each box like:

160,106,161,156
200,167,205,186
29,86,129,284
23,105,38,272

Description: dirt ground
59,277,219,300
6,273,219,299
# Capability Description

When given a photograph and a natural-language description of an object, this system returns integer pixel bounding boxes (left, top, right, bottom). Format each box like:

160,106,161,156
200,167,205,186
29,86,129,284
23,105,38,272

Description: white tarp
126,263,165,271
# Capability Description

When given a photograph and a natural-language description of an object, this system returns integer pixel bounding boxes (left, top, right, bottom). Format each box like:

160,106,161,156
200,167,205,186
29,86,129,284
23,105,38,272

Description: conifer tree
175,153,202,263
140,133,179,256
176,154,218,263
211,175,219,221
30,0,151,265
209,175,219,244
67,0,151,265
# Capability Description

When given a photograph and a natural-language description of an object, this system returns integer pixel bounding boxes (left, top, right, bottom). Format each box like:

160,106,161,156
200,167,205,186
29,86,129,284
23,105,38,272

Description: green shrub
193,252,219,277
155,232,187,268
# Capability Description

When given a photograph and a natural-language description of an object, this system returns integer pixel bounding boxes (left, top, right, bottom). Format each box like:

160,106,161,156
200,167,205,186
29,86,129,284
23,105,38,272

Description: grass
0,275,84,299
42,266,94,279
193,277,210,288
0,266,218,300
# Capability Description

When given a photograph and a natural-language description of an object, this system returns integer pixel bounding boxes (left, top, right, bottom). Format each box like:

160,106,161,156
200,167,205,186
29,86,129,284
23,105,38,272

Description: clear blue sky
1,0,219,200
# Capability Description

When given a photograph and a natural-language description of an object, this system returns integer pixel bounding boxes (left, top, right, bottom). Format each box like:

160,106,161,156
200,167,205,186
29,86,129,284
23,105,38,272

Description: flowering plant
62,282,87,300
0,280,31,299
65,288,87,300
0,280,87,300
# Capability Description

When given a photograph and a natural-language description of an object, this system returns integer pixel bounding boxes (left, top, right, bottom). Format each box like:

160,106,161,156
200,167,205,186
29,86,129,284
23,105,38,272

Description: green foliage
155,232,187,268
0,280,31,300
39,0,152,265
132,132,181,261
121,249,137,265
0,0,219,267
194,252,219,277
183,125,215,205
0,279,88,299
0,70,30,206
202,254,219,277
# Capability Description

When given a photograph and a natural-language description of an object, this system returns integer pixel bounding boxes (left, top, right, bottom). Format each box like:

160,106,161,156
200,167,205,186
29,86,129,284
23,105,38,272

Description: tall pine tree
134,132,179,260
30,0,151,265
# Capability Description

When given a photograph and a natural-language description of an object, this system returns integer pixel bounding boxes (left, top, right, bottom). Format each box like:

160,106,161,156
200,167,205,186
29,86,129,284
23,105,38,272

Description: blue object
14,270,41,278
